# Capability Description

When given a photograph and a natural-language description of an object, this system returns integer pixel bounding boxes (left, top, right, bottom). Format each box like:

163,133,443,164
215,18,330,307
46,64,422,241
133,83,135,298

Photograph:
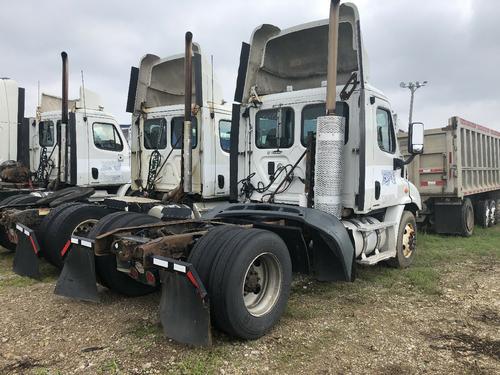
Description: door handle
118,154,124,161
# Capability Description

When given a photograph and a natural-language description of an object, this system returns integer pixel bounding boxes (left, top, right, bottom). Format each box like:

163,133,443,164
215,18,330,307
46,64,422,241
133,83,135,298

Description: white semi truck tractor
0,53,131,278
56,2,424,346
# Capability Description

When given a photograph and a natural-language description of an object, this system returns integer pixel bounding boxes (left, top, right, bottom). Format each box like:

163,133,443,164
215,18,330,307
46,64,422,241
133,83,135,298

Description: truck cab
231,3,422,265
128,44,232,203
30,88,130,192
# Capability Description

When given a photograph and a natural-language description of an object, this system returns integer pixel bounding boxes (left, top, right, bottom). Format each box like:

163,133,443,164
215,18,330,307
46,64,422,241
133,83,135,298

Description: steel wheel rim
242,252,282,317
402,223,416,258
490,204,496,226
72,219,99,237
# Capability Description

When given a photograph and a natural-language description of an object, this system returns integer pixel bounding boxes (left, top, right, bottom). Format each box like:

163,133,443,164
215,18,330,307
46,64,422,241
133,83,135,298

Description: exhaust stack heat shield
314,115,345,218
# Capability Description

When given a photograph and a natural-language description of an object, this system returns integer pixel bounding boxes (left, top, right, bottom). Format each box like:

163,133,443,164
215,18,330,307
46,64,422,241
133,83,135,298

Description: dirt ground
0,227,499,375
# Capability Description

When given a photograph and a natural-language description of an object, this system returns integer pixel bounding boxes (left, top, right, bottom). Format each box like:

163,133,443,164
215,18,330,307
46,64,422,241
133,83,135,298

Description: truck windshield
39,120,55,147
255,107,294,149
171,117,198,149
301,102,349,146
144,118,167,150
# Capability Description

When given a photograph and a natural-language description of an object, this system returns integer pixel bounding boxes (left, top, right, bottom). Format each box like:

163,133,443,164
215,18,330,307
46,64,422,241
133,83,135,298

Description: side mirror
408,122,424,154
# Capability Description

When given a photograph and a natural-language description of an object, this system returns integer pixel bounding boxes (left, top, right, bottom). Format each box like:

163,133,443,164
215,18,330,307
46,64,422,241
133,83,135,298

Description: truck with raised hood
126,41,232,208
10,43,233,278
0,52,131,274
55,1,424,347
399,117,500,236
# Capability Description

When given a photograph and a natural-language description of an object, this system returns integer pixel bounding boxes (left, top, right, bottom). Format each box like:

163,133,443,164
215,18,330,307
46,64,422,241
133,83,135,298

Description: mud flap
154,256,211,346
54,236,98,302
13,223,41,279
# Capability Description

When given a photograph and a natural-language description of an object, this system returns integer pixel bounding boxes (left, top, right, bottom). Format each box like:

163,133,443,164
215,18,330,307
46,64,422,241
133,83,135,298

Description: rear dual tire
189,226,292,340
41,204,113,268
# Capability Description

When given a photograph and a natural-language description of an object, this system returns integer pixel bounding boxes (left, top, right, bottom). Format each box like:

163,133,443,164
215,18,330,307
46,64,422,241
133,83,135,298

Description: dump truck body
399,116,499,235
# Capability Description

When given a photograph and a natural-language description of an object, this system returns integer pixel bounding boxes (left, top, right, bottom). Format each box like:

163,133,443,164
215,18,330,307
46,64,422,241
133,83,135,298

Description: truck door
32,119,58,180
88,121,129,185
215,117,231,196
366,98,400,210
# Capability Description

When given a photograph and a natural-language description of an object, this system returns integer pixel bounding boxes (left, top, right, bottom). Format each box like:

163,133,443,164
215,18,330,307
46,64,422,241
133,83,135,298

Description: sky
1,0,499,130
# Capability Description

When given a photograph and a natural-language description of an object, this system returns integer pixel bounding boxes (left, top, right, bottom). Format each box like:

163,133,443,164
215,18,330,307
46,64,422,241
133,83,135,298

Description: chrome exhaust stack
57,51,69,186
182,32,193,194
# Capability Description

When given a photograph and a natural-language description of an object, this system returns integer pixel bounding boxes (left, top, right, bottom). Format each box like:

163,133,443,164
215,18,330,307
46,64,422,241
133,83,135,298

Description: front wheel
388,211,417,268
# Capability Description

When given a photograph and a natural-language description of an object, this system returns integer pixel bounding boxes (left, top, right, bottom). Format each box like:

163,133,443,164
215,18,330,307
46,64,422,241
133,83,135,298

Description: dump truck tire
387,211,417,268
42,204,114,268
475,200,489,228
92,212,160,297
0,194,42,251
208,228,292,339
460,198,474,237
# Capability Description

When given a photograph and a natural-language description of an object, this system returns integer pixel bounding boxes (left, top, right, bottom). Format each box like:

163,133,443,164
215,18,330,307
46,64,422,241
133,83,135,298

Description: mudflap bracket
152,255,211,346
54,236,99,302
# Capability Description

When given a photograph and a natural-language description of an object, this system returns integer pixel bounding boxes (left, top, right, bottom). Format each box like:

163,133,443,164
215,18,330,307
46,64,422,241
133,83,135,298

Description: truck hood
241,2,369,103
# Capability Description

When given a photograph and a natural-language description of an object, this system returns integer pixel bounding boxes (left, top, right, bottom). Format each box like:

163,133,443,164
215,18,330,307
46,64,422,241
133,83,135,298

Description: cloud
1,0,498,131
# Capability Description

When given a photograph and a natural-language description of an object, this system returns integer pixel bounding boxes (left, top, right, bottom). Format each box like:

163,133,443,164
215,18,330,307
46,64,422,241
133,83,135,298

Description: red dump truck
399,116,500,236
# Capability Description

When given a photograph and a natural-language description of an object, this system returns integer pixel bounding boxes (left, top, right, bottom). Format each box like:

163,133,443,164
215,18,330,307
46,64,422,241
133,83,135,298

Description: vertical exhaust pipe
182,32,193,194
326,0,341,115
313,0,345,218
57,51,69,186
61,52,69,126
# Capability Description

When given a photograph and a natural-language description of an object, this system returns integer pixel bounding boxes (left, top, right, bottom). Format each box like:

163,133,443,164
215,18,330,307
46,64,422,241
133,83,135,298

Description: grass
128,321,162,339
0,248,59,289
173,347,232,375
99,359,120,375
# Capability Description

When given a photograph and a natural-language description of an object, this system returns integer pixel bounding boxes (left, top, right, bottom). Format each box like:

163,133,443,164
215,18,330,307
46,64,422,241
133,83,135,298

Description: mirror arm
393,154,416,170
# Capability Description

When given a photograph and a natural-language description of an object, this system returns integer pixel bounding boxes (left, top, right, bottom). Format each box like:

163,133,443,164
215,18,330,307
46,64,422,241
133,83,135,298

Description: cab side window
39,120,55,147
219,120,231,152
255,107,294,149
144,118,167,150
376,108,396,154
301,102,349,146
171,117,198,149
93,123,124,152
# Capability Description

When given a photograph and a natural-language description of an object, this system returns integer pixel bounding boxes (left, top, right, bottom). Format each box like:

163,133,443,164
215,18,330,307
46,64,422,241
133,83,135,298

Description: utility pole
400,81,427,126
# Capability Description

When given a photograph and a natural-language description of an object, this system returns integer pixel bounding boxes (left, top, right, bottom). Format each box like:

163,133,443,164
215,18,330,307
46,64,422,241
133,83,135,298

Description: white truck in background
127,42,232,210
0,53,130,273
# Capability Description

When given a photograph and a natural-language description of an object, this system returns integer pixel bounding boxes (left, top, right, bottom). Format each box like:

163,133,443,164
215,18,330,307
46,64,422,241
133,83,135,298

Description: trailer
53,0,425,347
398,116,500,236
